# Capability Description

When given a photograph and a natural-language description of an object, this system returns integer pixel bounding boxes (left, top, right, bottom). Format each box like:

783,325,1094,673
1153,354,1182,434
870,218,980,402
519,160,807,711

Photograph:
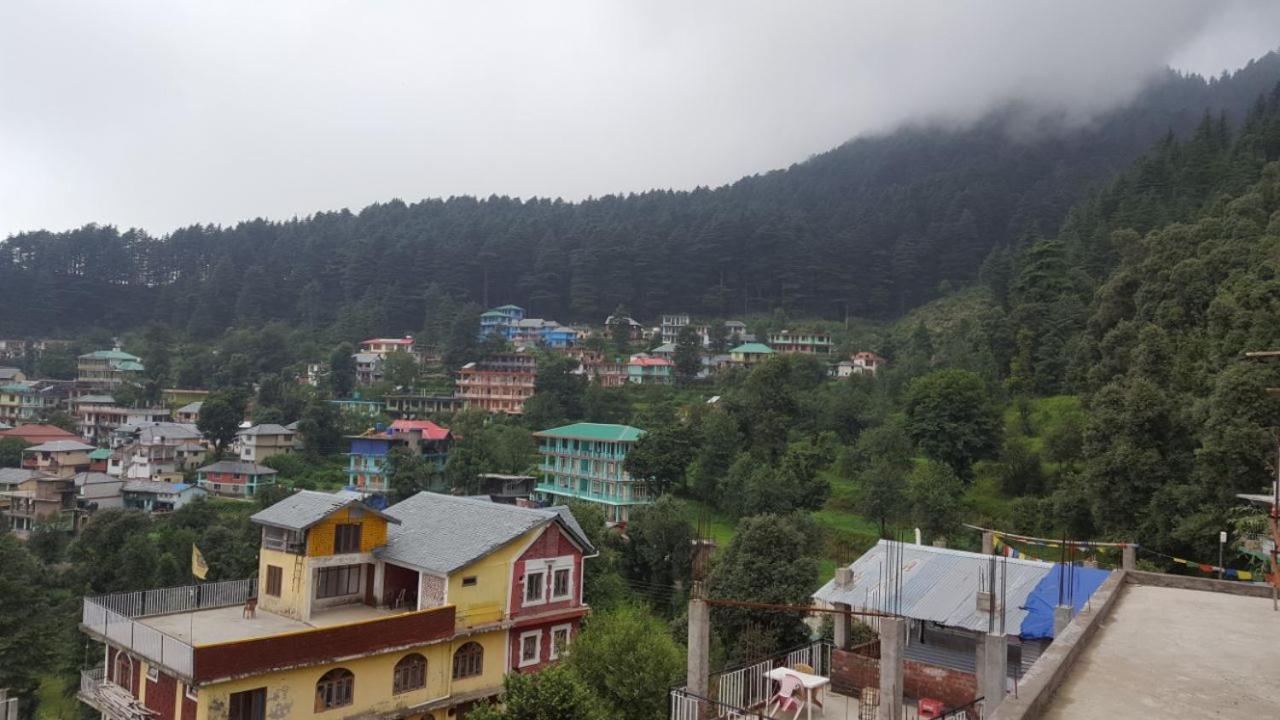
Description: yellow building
78,491,595,720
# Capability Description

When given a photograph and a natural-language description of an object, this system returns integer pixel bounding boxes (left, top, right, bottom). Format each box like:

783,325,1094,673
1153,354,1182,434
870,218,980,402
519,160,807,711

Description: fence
0,690,16,720
671,640,832,720
81,578,257,679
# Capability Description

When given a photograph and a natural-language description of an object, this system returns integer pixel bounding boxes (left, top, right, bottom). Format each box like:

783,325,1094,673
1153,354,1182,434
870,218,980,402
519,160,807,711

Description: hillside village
6,9,1280,720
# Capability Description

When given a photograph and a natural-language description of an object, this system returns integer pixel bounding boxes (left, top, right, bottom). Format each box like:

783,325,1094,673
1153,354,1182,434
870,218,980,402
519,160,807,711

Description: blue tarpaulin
1019,564,1111,639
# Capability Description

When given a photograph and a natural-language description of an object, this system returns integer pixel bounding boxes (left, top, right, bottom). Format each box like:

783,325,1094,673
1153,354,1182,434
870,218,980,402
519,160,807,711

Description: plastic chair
791,663,822,708
768,673,805,719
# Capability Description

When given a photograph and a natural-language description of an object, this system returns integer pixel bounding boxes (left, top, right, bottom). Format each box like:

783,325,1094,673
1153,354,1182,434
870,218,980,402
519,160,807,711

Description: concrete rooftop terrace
1041,584,1280,719
139,603,400,646
994,571,1280,719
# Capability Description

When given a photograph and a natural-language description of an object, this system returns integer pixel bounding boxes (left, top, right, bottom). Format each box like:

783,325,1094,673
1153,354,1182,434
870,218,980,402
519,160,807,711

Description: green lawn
35,674,77,720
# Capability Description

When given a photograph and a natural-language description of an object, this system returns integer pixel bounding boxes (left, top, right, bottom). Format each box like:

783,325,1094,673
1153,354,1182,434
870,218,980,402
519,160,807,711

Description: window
552,567,572,600
550,625,571,660
462,576,477,587
452,642,484,679
333,523,362,554
113,652,133,689
316,565,361,599
519,630,542,668
146,665,159,683
185,685,198,702
315,668,354,712
524,570,545,605
266,566,283,597
228,688,266,720
393,654,427,694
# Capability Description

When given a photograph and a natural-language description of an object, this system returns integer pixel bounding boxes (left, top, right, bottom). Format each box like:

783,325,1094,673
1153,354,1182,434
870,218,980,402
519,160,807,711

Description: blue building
346,419,453,493
479,304,525,340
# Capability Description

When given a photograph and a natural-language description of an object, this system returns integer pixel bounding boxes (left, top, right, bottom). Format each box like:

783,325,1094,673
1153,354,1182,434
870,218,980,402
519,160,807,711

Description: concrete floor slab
1042,583,1280,719
139,603,397,646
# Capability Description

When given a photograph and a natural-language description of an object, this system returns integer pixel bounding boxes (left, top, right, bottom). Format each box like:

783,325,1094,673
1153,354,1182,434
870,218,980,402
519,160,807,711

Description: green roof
113,360,145,371
731,342,775,354
80,349,141,361
535,423,646,443
0,383,31,393
480,310,507,318
89,449,112,460
494,304,524,311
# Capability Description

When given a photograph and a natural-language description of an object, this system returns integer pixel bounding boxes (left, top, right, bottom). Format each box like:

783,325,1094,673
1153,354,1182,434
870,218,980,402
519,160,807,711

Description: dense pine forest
4,55,1280,339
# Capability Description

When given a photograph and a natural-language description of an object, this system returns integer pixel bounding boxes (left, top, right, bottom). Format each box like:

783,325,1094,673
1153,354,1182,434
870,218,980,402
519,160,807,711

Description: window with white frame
550,624,572,660
524,569,545,605
519,630,542,667
551,563,572,601
146,665,159,683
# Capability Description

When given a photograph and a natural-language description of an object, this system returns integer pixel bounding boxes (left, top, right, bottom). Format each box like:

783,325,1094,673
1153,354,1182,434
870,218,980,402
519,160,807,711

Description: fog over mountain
1,0,1278,237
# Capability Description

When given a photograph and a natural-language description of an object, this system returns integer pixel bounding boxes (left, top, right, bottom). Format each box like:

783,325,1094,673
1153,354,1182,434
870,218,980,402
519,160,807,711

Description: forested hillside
4,56,1280,339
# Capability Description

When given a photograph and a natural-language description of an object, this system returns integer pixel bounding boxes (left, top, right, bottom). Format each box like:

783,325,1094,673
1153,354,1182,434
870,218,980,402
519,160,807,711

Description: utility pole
687,536,716,716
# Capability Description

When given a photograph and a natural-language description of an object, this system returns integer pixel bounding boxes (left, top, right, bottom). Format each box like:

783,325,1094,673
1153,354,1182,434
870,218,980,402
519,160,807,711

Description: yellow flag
192,544,209,580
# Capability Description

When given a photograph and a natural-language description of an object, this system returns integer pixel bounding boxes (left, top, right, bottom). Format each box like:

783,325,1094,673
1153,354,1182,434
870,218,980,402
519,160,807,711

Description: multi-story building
479,305,526,340
111,423,208,480
586,361,628,388
121,480,207,513
21,439,95,477
456,353,536,415
78,403,172,445
533,423,652,525
0,382,41,425
236,424,296,463
354,353,384,387
76,489,594,720
660,314,690,345
195,460,279,499
603,314,645,341
174,401,202,423
385,393,464,418
360,337,417,358
161,388,209,408
74,471,124,511
767,330,833,355
627,356,674,385
77,347,145,391
346,420,453,493
729,342,775,366
0,367,26,383
3,472,76,537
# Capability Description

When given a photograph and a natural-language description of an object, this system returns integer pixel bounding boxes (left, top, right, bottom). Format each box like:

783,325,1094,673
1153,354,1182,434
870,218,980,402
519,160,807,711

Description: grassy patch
35,674,77,720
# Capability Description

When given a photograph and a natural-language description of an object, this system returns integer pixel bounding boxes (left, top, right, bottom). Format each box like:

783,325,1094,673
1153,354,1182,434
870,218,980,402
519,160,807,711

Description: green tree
0,536,53,704
469,665,605,720
709,515,818,663
565,605,684,720
328,343,356,398
621,496,694,602
904,369,1000,480
623,425,694,497
906,460,965,544
198,389,248,458
298,394,344,458
850,421,913,535
673,325,702,385
687,410,739,502
0,437,30,467
383,351,420,388
386,446,434,502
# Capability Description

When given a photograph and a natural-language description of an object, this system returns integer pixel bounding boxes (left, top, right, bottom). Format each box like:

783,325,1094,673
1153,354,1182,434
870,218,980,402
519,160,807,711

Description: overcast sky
2,1,1279,238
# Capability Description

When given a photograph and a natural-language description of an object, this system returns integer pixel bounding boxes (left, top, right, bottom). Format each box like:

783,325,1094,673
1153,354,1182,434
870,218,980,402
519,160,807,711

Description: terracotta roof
0,424,80,443
389,419,451,440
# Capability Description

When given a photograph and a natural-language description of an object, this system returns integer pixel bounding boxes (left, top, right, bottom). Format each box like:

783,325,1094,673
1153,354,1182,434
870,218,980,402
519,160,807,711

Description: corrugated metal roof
251,489,397,531
533,423,645,442
812,539,1055,634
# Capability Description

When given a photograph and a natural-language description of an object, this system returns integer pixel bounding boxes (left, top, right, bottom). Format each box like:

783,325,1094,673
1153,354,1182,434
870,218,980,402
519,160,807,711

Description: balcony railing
79,667,157,720
81,578,256,679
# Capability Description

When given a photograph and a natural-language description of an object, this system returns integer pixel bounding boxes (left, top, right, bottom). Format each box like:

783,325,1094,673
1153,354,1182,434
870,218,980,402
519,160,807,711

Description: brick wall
510,525,584,618
831,646,977,709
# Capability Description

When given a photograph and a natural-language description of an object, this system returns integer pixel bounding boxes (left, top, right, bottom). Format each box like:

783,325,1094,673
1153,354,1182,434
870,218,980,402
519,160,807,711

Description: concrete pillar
687,595,710,700
1122,544,1136,571
834,602,851,649
877,617,904,720
1053,605,1072,636
979,633,1007,713
982,531,994,555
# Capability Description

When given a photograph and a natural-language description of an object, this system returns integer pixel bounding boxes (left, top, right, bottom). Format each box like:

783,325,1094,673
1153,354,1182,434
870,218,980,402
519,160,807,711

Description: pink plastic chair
768,673,804,719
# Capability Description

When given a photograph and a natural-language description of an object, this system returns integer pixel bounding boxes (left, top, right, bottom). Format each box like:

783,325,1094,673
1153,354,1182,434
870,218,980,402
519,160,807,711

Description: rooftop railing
81,578,256,679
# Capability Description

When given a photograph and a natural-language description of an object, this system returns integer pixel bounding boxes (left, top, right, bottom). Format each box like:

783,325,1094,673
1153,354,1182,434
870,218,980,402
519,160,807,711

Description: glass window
333,523,362,554
393,654,427,694
266,566,283,597
550,625,571,660
552,568,571,600
229,688,266,720
316,565,361,599
524,570,545,604
452,642,484,679
315,669,354,711
520,631,541,667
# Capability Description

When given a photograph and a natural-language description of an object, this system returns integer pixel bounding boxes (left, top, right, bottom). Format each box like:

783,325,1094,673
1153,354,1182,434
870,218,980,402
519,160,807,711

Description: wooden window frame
265,565,283,597
333,523,362,554
452,642,484,680
518,630,542,668
392,654,427,695
523,569,545,606
316,565,361,599
228,687,266,720
315,668,354,712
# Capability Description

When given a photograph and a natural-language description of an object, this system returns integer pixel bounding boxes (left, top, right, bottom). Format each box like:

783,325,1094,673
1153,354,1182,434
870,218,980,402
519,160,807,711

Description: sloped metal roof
251,489,397,531
813,539,1056,634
